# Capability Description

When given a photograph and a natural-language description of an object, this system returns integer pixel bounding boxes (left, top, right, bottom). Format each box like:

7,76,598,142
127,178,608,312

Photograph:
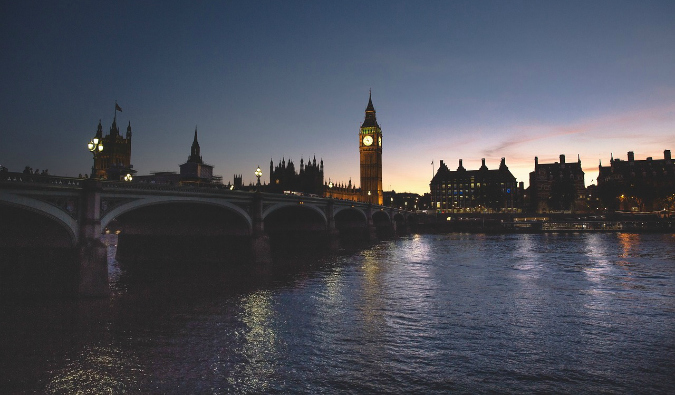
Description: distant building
135,128,220,186
597,150,675,211
430,158,519,213
528,154,585,213
327,92,386,203
384,191,424,211
359,92,383,204
267,156,324,195
91,118,134,180
326,179,360,201
179,128,214,185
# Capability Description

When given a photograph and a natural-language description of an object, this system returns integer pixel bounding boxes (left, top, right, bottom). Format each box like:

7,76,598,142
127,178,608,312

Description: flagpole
114,100,117,122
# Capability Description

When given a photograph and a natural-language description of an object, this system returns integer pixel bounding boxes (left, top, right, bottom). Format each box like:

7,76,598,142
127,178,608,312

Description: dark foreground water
1,233,675,394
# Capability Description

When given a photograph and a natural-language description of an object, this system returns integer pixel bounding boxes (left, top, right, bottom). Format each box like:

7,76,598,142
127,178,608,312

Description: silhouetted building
179,128,214,185
359,91,384,204
92,118,133,180
233,174,243,189
135,128,220,186
384,191,424,211
430,158,519,213
597,150,675,211
267,156,324,195
528,154,585,213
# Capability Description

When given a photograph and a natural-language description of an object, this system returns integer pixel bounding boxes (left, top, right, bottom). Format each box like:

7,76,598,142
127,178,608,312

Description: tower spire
188,126,202,163
361,90,379,128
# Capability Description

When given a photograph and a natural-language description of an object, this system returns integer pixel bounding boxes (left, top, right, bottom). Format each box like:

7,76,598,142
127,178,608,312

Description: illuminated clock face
363,135,373,146
378,136,382,146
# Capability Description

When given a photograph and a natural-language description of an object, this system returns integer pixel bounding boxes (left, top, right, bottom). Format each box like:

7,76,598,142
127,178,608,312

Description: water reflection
45,344,142,394
618,233,639,260
359,247,388,342
228,290,279,393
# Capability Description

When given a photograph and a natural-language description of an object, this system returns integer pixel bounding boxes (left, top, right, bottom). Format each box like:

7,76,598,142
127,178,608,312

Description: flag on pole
115,103,122,112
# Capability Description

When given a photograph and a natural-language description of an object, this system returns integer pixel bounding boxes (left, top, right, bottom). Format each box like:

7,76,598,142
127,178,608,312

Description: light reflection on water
45,345,142,394
1,233,674,393
227,291,279,393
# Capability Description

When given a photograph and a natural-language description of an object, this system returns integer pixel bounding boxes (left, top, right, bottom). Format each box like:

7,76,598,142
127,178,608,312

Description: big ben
359,91,383,205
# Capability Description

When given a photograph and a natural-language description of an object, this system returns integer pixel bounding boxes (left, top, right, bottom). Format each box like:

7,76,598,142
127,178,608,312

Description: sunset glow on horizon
1,1,674,194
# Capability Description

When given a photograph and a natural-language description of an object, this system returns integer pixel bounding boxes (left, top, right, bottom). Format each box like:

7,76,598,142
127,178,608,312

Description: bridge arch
0,194,78,245
333,206,368,222
372,210,392,225
101,196,253,234
262,202,328,225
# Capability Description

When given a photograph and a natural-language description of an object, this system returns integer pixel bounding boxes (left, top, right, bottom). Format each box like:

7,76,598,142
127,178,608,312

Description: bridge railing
0,172,83,187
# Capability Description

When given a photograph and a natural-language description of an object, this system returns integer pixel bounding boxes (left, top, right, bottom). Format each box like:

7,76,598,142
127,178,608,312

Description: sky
1,0,674,194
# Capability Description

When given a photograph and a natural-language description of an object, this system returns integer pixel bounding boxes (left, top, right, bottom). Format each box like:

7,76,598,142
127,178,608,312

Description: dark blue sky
2,1,674,193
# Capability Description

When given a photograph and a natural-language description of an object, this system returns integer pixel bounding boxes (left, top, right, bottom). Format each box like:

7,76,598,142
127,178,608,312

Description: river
1,232,674,393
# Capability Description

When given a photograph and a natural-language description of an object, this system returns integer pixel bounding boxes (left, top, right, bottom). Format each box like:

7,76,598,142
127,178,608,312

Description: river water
1,232,675,393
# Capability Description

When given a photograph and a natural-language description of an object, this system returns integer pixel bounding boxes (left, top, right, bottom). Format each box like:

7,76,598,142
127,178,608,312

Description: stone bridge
0,174,413,297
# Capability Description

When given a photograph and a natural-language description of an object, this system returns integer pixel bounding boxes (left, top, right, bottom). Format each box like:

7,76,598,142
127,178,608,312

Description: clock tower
359,91,383,205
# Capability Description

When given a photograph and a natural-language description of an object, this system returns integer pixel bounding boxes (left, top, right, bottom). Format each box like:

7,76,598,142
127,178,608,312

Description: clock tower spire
359,91,383,205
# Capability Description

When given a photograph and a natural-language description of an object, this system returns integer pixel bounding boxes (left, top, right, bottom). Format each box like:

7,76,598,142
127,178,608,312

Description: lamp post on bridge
87,138,104,178
255,166,262,192
328,180,333,199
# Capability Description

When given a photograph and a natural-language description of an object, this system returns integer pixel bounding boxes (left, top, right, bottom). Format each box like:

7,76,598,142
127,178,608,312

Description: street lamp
87,137,104,177
124,173,133,182
328,180,333,198
255,166,262,191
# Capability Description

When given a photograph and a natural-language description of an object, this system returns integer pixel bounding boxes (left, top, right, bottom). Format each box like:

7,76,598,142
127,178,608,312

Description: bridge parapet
1,172,83,188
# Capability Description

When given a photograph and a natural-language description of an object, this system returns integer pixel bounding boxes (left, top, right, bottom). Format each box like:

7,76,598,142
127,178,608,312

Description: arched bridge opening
373,210,394,239
0,204,78,297
264,205,328,257
111,202,252,277
334,208,369,243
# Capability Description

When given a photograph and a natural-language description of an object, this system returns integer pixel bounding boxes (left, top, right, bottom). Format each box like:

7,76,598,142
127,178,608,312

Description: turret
96,120,103,139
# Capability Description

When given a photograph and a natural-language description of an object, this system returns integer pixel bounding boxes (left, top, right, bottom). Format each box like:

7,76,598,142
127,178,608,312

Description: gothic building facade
91,118,133,180
430,158,519,213
267,156,324,195
359,92,384,205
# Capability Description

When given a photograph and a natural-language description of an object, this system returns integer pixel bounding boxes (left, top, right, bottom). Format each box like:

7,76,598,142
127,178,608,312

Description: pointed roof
361,90,380,128
188,127,203,163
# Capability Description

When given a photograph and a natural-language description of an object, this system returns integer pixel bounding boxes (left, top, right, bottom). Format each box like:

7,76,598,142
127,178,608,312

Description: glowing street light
124,173,133,182
328,180,333,198
255,166,262,191
87,137,104,177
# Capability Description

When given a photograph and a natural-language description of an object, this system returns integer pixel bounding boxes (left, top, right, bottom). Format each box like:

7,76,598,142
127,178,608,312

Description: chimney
560,154,565,163
628,151,634,162
535,156,538,166
665,150,671,161
439,160,444,167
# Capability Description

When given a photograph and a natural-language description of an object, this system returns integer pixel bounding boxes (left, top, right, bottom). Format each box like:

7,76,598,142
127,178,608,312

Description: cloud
480,102,675,158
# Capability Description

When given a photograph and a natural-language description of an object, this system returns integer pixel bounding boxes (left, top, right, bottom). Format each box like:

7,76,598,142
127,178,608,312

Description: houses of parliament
89,94,386,205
